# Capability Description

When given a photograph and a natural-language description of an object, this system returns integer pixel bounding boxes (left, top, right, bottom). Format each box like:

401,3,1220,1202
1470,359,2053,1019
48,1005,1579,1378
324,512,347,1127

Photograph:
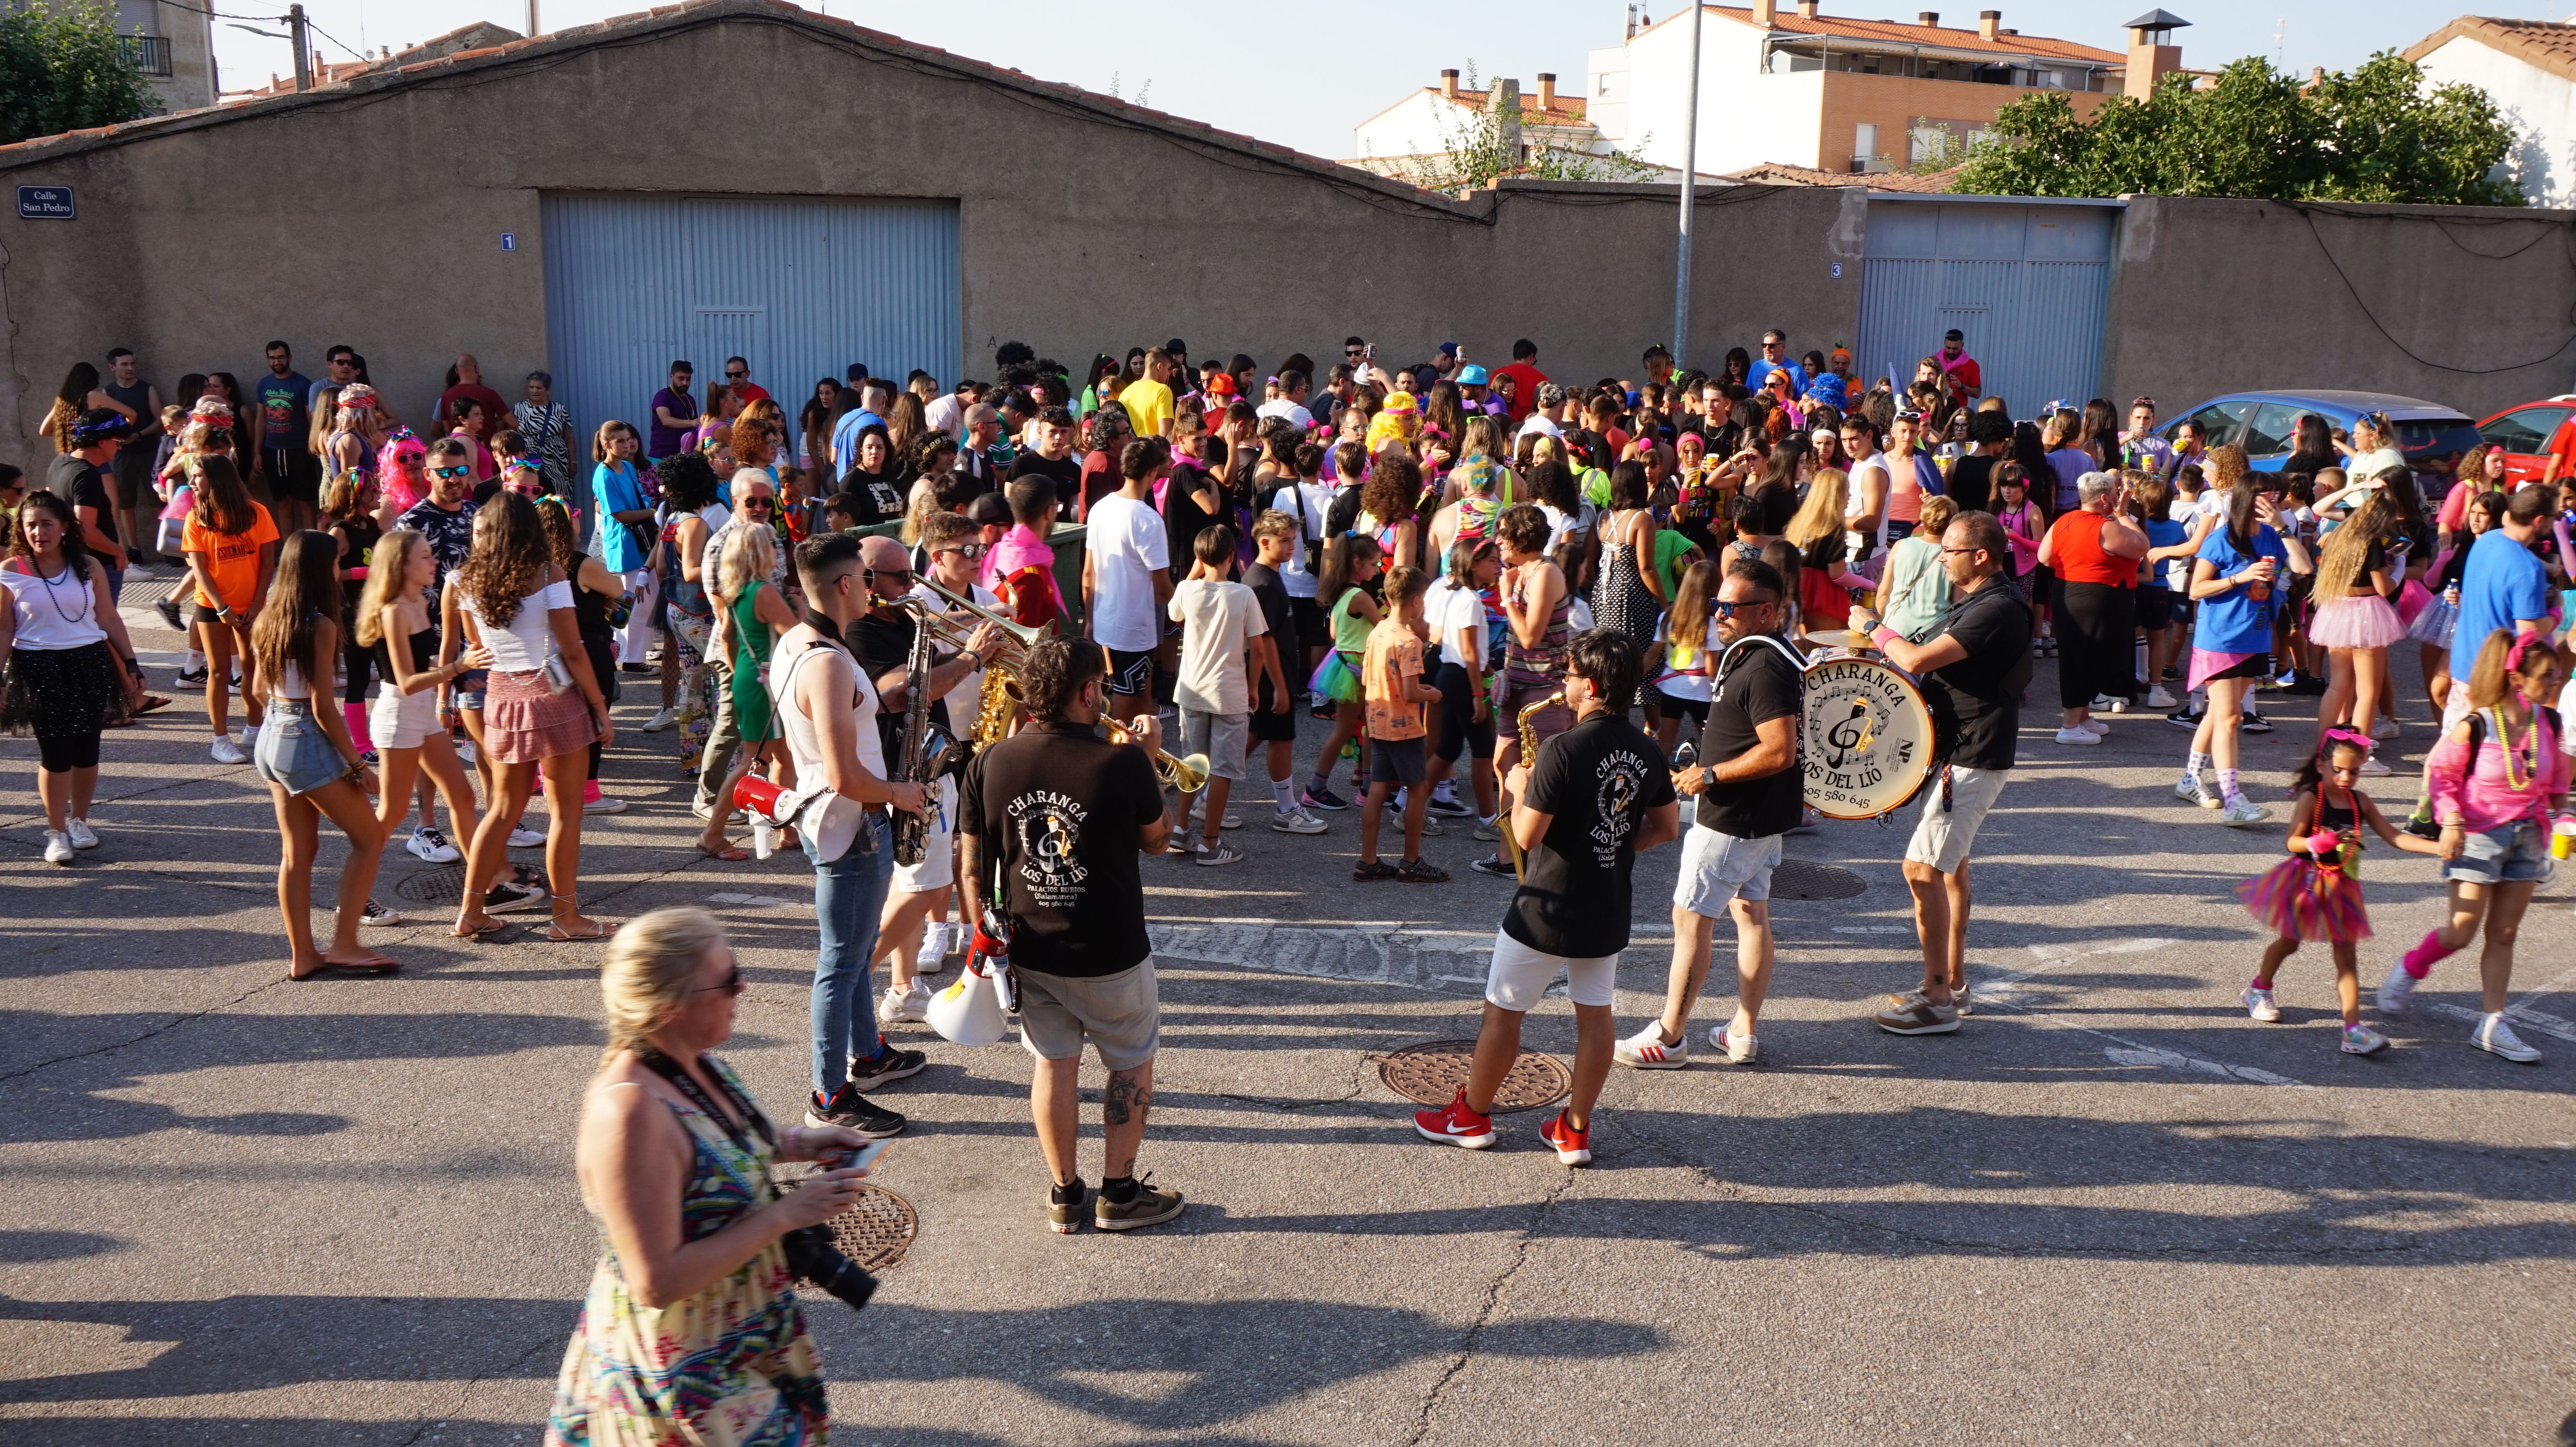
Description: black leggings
2056,580,2137,709
38,729,101,773
343,621,374,706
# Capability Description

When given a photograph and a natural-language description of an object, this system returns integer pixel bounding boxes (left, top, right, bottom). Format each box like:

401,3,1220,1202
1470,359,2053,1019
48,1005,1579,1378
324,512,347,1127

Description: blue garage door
1856,202,2115,419
542,193,960,459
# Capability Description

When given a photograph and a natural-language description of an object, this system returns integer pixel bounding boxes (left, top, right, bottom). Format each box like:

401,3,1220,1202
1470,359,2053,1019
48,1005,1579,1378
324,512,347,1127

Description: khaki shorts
1017,959,1160,1071
1903,764,2008,875
1177,707,1248,782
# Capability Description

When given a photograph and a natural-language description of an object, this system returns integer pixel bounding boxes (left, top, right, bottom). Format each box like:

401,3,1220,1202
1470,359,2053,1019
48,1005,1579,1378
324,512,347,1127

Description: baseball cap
1436,341,1459,359
1457,365,1489,386
1163,338,1188,355
71,408,133,445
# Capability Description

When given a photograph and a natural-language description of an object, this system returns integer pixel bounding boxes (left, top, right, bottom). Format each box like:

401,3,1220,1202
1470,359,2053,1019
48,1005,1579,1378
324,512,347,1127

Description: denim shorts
452,667,489,712
253,701,348,795
2445,819,2555,886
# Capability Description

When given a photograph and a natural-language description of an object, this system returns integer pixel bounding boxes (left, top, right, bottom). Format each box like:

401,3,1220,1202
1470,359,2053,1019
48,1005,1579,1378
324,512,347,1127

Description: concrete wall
2099,195,2576,423
0,4,1861,468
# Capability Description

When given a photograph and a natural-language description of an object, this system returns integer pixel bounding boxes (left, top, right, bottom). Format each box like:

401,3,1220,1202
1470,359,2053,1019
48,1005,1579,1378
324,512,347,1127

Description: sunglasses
431,464,471,479
696,964,746,996
864,567,913,585
739,496,775,511
1712,597,1773,617
726,371,747,380
938,542,989,560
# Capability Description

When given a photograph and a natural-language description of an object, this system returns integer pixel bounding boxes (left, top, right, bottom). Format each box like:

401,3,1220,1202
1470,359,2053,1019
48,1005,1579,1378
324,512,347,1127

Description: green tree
0,0,156,146
1953,52,2521,206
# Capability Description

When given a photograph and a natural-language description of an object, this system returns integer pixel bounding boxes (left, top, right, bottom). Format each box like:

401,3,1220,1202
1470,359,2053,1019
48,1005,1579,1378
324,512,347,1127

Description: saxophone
1504,689,1566,881
889,619,954,868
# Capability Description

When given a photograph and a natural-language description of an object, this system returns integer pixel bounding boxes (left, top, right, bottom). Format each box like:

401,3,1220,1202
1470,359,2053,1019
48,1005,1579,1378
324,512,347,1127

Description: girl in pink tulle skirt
2237,732,2445,1054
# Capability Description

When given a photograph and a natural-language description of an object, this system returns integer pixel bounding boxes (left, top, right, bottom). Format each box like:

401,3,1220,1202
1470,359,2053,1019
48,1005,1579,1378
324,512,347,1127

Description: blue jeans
807,811,894,1101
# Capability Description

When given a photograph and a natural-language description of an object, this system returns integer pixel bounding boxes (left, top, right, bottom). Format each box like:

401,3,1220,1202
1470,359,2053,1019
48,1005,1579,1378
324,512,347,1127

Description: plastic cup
2553,818,2576,860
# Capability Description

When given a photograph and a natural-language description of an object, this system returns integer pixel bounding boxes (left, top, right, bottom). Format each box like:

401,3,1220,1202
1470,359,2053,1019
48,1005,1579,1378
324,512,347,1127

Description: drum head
1802,654,1941,819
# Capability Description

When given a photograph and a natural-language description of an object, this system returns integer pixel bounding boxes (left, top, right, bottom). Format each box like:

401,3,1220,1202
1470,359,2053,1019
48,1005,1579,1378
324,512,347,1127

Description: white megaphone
927,959,1010,1047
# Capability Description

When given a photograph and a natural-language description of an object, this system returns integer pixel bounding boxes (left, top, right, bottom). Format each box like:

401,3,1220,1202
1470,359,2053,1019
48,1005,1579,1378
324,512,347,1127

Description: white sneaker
2175,776,2222,809
918,918,950,964
407,827,462,864
1710,1026,1759,1064
64,817,99,850
2371,717,2400,740
508,825,546,849
876,981,932,1026
2376,962,2418,1016
2053,727,2102,746
42,830,74,865
2090,695,2130,714
2145,686,2179,709
2078,717,2111,736
209,736,249,765
2471,1013,2542,1063
2221,798,2269,827
583,795,629,815
2341,1022,2389,1055
455,738,476,765
641,707,677,732
2242,986,2281,1022
1271,807,1329,834
2356,756,2391,776
1614,1023,1689,1069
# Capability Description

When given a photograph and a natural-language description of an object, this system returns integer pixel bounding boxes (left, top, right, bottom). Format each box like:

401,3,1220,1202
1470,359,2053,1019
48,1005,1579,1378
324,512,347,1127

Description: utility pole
1671,0,1703,370
527,0,542,37
287,4,311,90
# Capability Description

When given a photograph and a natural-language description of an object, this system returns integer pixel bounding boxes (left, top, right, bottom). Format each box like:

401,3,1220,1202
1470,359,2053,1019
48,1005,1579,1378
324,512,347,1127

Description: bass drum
1800,650,1952,819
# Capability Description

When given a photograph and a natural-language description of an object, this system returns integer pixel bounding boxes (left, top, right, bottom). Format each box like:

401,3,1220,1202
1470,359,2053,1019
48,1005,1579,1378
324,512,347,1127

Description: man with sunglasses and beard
1618,557,1804,1070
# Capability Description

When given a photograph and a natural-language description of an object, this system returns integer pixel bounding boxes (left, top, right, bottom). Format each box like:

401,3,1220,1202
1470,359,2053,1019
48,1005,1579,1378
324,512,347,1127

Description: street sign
500,232,516,251
17,186,74,221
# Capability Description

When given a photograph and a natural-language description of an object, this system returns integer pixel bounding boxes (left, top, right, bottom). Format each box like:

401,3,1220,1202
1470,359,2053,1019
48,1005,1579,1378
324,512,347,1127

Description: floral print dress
546,1056,828,1446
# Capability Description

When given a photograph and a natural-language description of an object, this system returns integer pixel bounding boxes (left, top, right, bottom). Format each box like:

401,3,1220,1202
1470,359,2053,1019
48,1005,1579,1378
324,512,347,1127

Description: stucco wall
2414,37,2576,211
2100,195,2576,423
0,6,1861,467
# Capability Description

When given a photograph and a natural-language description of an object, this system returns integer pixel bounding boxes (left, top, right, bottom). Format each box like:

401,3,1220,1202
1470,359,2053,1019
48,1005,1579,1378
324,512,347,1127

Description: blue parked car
2155,390,2481,484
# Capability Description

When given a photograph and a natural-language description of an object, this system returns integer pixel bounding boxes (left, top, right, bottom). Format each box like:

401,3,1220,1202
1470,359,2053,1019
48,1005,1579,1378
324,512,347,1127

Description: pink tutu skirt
2309,594,2407,650
2237,856,2372,943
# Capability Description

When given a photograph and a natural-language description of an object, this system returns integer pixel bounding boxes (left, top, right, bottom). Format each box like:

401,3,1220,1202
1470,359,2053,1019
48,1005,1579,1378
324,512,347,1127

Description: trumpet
905,575,1049,673
1503,689,1566,882
1103,715,1211,795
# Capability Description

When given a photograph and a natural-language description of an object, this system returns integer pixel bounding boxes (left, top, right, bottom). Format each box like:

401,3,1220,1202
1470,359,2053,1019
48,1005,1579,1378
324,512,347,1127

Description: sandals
1351,860,1400,882
450,916,510,940
1396,859,1451,884
542,918,614,942
697,841,751,862
289,957,399,980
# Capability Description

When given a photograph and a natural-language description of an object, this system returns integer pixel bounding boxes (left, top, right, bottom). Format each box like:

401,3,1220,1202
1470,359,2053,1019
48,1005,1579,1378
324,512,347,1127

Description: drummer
1848,511,2033,1035
1618,558,1804,1069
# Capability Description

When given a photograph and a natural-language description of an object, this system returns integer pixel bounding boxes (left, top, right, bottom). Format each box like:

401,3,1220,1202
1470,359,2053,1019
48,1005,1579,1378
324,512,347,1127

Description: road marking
1972,936,2177,1005
1832,925,1913,934
2100,1039,2305,1087
1955,937,2306,1086
2423,1000,2576,1043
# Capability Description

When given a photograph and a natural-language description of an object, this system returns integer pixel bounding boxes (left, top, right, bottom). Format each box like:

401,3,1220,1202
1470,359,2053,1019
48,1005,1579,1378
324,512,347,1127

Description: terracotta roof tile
2405,16,2576,87
1669,5,2120,64
1422,87,1590,124
1723,161,1959,191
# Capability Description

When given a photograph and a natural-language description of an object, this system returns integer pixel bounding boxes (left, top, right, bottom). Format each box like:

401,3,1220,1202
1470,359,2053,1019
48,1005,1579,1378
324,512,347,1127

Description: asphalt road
3,596,2571,1444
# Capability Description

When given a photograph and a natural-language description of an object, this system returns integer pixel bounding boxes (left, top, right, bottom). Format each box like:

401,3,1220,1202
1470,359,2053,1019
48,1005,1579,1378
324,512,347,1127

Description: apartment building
113,0,218,113
1348,70,1603,178
1590,2,2179,177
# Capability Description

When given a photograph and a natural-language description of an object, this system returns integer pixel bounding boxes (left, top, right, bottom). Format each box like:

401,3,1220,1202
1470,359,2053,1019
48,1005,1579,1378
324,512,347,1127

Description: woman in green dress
546,907,874,1445
697,524,798,859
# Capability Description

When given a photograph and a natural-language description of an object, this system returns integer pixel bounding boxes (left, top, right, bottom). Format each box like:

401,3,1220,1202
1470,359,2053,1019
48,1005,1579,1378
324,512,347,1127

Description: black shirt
1922,578,2034,772
1697,636,1803,839
847,608,953,761
45,454,119,571
1009,451,1084,512
960,722,1164,977
1505,711,1676,959
1163,464,1223,579
1242,561,1294,697
1947,454,1995,518
836,471,906,528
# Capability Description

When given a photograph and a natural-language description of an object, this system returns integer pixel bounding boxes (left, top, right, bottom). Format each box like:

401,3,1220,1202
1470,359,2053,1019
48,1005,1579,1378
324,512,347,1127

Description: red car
2474,394,2576,485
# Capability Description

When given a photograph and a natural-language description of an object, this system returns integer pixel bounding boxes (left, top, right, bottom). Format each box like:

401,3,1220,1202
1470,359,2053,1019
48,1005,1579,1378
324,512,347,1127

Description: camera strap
633,1047,780,1160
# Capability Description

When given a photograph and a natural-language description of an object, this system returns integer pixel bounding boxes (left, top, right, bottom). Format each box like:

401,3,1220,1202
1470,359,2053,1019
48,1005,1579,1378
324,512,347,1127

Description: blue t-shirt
2454,527,2552,659
255,370,312,452
2192,525,2290,654
1746,359,1808,396
593,460,649,574
2143,517,2186,589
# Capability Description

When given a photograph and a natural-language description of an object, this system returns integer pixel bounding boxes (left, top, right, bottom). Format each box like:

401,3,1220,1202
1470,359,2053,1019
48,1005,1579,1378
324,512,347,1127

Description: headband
2319,726,2371,754
2506,630,2548,672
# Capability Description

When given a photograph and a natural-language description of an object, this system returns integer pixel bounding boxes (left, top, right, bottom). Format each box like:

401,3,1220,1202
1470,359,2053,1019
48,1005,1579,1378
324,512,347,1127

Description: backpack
1323,482,1368,549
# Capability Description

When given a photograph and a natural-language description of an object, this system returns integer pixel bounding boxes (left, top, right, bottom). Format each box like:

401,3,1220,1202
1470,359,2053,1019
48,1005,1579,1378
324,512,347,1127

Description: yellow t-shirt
1119,377,1174,439
1363,615,1426,741
184,501,278,612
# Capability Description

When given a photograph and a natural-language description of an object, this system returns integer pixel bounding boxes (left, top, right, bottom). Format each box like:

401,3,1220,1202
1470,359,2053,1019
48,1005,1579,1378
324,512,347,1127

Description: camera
783,1224,877,1311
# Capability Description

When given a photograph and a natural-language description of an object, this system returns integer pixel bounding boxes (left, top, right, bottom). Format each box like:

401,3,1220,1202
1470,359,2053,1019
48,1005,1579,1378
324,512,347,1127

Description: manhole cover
392,866,465,903
1772,860,1866,901
1378,1040,1570,1114
819,1184,917,1271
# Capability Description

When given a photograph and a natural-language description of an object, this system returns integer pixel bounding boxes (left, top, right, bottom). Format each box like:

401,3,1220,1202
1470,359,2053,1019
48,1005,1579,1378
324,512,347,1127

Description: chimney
1536,72,1557,110
1918,11,1940,26
1977,9,2000,38
1754,0,1778,23
1795,0,1818,16
1441,67,1460,99
2122,10,2190,97
1489,77,1523,156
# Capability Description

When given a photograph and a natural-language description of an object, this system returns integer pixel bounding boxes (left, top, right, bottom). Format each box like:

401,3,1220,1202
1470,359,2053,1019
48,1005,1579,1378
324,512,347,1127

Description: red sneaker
1412,1088,1495,1149
1539,1109,1591,1166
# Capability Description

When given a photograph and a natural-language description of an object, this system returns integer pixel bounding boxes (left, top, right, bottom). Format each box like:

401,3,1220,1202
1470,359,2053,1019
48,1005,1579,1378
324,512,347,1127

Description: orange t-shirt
184,502,278,612
1363,615,1426,741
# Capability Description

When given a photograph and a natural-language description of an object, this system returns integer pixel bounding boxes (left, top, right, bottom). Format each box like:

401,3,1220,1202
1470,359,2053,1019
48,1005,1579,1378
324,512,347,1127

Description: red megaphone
733,773,786,823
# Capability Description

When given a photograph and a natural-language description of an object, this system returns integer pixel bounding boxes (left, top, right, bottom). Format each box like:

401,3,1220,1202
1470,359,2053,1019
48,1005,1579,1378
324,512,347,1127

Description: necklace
2491,704,2539,792
24,554,91,628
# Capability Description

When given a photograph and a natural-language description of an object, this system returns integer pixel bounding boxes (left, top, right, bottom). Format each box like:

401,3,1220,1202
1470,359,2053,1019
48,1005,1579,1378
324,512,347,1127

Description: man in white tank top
774,531,929,1141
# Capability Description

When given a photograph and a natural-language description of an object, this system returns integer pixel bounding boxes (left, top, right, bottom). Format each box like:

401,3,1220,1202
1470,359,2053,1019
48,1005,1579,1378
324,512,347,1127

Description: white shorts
368,683,439,751
1903,764,2008,875
1673,825,1781,917
1485,928,1618,1012
892,775,958,893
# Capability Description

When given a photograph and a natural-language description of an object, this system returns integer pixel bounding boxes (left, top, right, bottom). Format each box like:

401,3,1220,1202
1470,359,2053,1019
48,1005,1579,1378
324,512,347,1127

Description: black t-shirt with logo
45,454,120,571
1008,451,1084,512
961,722,1165,978
1923,579,2034,771
1697,637,1803,838
1505,712,1676,959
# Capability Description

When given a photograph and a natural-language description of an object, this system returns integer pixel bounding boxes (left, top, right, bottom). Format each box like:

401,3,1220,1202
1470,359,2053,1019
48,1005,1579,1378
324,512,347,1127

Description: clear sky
214,0,2535,159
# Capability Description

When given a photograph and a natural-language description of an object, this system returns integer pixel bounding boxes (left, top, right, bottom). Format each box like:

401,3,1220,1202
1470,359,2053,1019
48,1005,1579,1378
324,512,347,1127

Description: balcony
119,33,173,77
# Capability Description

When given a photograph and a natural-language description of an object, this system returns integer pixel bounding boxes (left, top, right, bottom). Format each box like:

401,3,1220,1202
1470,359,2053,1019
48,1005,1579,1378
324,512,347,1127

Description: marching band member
1619,557,1803,1069
1850,511,2033,1035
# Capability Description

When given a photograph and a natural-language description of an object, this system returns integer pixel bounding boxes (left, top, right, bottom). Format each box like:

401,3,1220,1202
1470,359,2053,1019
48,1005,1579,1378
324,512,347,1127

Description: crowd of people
5,326,2573,1442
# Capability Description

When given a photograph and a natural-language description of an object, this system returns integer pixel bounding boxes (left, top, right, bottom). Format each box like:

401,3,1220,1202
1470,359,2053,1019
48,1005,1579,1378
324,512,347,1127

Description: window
2173,399,2255,449
2241,403,2305,459
2476,406,2568,455
1853,123,1878,173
